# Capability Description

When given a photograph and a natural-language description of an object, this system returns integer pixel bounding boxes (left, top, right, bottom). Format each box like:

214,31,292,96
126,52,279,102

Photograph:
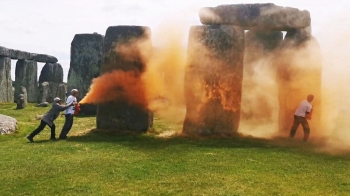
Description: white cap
54,97,61,102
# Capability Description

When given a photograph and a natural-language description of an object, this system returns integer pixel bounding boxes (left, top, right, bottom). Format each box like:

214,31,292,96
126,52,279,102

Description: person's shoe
59,136,67,140
50,138,57,141
26,136,34,142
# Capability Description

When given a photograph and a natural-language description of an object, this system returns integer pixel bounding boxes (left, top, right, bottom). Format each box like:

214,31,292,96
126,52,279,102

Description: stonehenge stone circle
0,46,59,103
0,46,58,63
15,60,38,103
199,4,311,31
183,25,245,135
0,57,13,103
183,3,321,136
67,33,104,115
96,26,152,132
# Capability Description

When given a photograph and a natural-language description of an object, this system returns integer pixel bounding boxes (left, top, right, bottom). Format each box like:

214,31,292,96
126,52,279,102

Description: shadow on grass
66,129,300,151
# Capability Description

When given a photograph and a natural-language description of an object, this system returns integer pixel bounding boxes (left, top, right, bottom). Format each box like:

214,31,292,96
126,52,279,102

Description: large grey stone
37,81,65,103
15,60,37,103
57,84,66,102
0,114,17,135
39,63,63,84
37,63,64,103
96,26,152,131
30,54,58,63
67,33,104,115
9,49,31,60
0,57,13,103
0,46,58,62
199,4,311,31
183,25,245,135
37,82,50,103
0,46,9,56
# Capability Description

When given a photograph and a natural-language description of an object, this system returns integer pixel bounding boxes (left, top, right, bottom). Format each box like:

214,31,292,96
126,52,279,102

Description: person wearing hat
26,97,75,142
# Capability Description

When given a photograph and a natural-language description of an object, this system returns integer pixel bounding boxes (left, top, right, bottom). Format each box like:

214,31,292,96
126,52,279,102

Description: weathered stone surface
37,81,65,103
37,82,50,103
199,4,311,31
0,57,13,103
39,63,63,84
37,102,49,107
96,26,152,131
0,46,58,62
9,49,31,60
30,53,58,63
0,114,17,134
276,33,322,135
37,63,65,103
16,87,27,109
0,46,9,56
240,31,283,133
183,25,245,135
15,60,37,103
67,33,104,115
57,84,66,102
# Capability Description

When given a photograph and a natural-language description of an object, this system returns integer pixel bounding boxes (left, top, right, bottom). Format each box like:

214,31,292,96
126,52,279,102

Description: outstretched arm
56,102,74,111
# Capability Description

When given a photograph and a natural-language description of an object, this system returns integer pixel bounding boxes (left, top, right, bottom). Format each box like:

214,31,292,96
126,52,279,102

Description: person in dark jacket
26,97,74,142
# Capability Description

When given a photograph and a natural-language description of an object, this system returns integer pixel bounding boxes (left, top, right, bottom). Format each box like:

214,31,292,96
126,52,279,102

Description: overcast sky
0,0,348,82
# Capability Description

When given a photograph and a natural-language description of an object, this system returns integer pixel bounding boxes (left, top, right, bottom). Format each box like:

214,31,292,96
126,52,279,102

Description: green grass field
1,103,350,196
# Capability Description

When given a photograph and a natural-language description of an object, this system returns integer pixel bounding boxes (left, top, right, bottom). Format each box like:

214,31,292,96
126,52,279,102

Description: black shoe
59,136,67,140
27,136,34,142
50,138,57,141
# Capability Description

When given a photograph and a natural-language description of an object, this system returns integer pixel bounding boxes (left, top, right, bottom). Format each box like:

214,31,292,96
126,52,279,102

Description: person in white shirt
59,89,79,139
289,94,314,142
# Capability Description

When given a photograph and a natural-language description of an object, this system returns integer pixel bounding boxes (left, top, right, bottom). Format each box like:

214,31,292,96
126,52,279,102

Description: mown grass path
1,103,350,196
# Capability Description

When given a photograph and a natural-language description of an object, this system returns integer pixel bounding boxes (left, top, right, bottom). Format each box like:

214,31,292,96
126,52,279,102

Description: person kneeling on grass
26,97,75,142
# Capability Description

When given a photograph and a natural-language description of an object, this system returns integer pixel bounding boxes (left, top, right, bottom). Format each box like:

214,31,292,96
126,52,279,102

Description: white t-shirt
294,100,312,117
65,95,77,114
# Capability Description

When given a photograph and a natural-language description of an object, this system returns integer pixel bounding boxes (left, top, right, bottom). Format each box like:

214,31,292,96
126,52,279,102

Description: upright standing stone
15,60,37,103
96,26,152,131
67,33,104,115
16,86,27,109
38,63,64,103
57,84,66,102
0,57,13,103
276,29,322,135
240,31,283,128
37,82,50,104
183,25,245,135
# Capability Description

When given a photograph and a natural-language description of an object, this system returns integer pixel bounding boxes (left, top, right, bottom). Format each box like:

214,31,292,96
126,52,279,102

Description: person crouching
26,97,75,142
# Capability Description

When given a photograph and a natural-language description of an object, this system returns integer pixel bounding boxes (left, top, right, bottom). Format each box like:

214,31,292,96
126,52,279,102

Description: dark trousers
29,120,56,139
60,114,74,139
290,115,310,141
